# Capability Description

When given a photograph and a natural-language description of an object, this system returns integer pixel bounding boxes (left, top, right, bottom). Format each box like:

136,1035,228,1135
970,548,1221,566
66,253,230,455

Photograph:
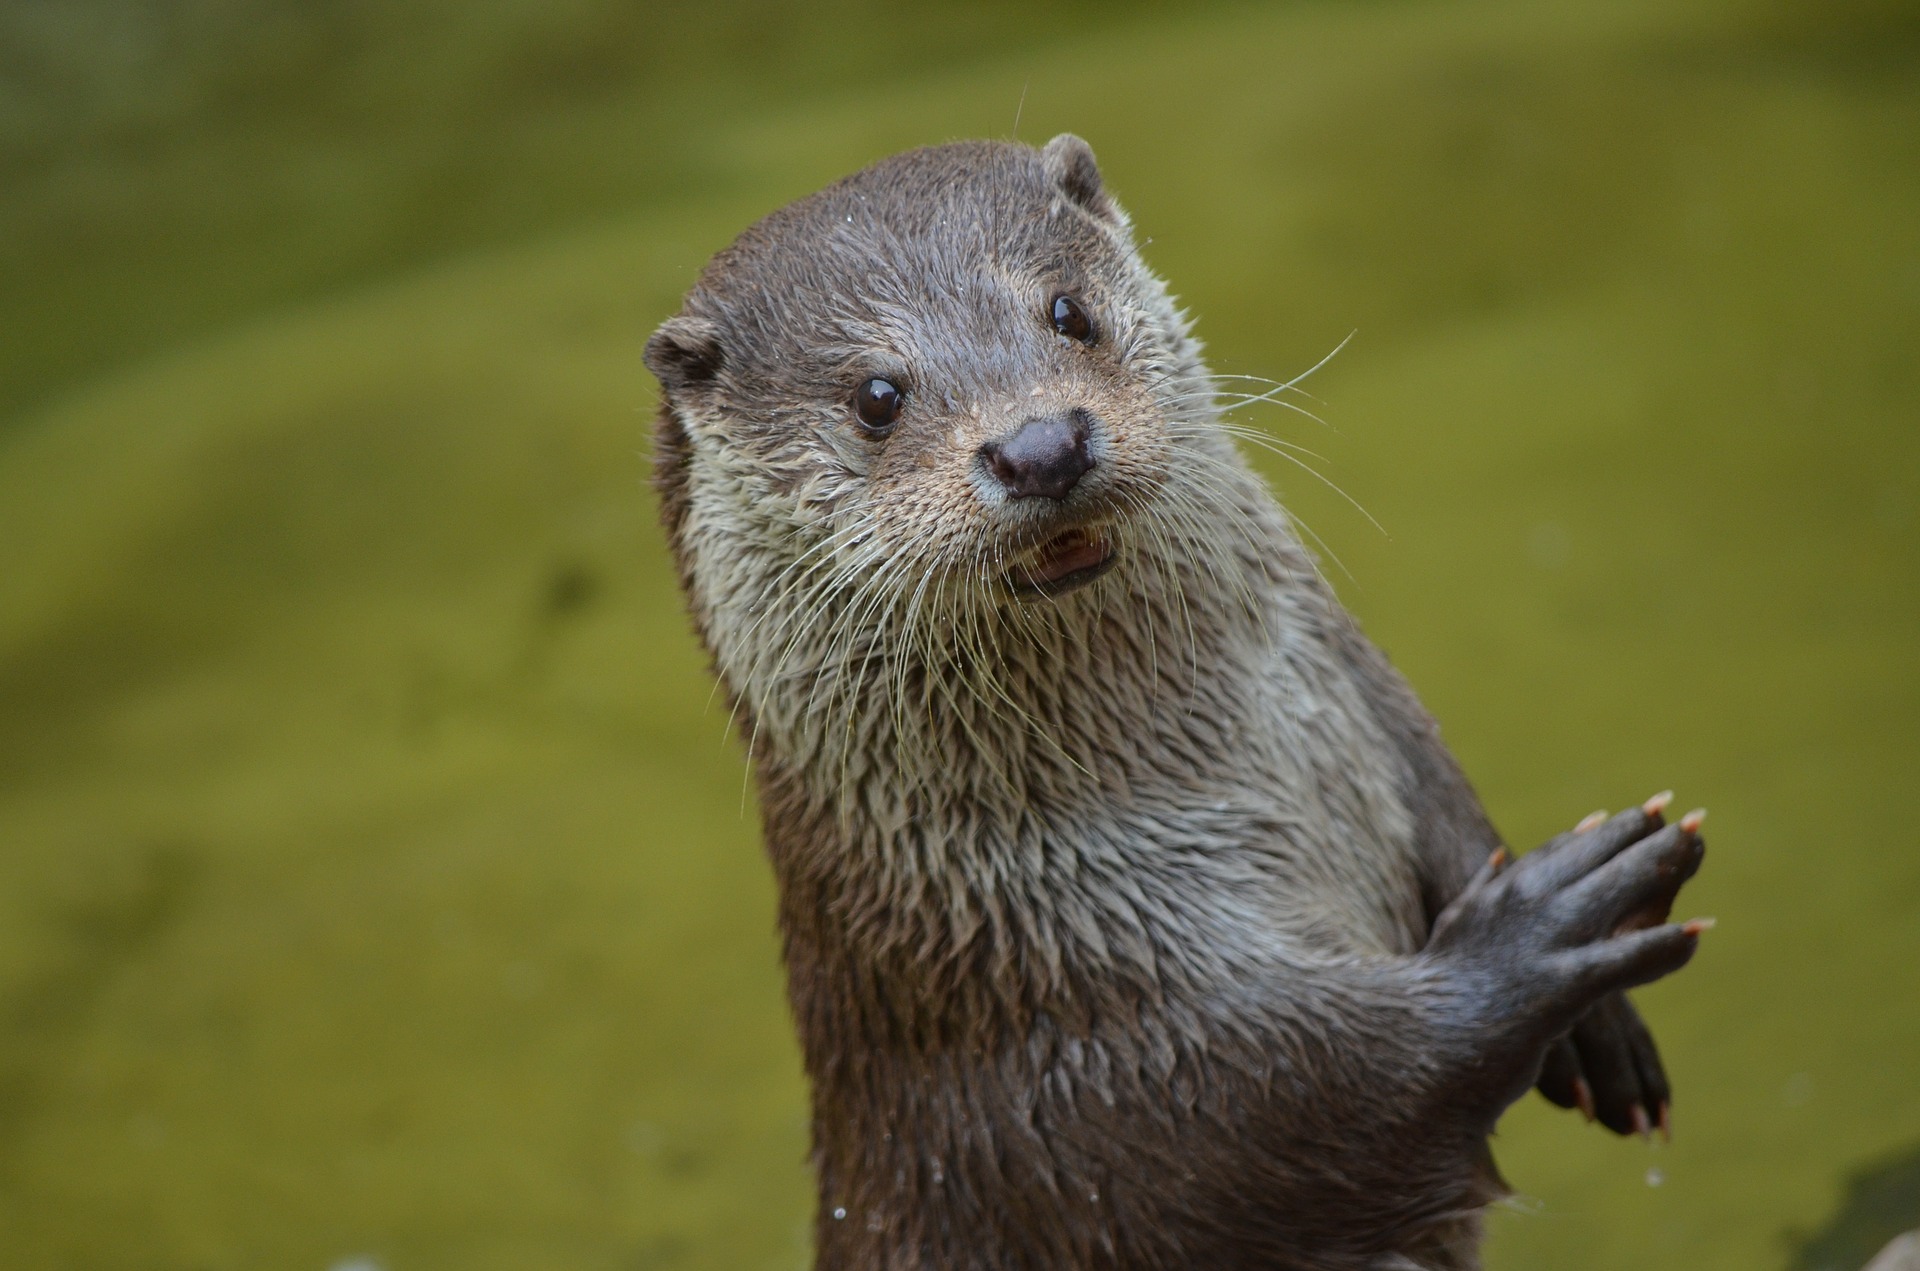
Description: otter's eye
853,377,904,433
1051,294,1095,344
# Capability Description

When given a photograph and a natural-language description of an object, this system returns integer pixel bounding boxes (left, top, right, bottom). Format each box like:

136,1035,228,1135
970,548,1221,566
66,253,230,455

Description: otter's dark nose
980,410,1095,500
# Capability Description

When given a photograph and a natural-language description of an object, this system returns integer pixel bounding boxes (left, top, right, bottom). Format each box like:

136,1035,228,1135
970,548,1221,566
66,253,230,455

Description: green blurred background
2,1,1916,1267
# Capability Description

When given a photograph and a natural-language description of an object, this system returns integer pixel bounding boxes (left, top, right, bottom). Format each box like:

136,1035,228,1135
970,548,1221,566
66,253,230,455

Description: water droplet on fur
832,1207,847,1221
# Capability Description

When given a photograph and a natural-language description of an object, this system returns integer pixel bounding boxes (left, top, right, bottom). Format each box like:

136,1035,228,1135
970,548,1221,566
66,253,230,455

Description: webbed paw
1425,796,1709,1119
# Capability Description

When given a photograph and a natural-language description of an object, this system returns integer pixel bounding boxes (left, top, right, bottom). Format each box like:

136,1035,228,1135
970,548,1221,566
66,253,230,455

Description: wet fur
648,137,1638,1269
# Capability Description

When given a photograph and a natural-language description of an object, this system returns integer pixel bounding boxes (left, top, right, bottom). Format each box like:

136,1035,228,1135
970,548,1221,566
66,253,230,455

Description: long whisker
1172,420,1388,542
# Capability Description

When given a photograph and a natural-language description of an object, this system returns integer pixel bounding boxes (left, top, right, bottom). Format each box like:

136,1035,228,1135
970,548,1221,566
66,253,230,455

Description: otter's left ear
645,315,725,395
1041,133,1115,222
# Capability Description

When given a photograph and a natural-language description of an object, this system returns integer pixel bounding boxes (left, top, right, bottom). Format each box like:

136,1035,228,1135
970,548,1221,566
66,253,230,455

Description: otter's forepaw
1425,798,1709,1113
1536,992,1673,1138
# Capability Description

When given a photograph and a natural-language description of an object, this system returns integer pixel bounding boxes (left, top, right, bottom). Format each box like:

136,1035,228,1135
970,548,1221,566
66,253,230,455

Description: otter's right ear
1041,133,1116,222
645,315,725,394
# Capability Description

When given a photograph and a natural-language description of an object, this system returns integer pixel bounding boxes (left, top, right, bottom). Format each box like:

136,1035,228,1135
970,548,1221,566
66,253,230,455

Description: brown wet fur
645,136,1703,1270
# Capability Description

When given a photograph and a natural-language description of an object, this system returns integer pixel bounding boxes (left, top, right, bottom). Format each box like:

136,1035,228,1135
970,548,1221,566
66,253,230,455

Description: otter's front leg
1332,623,1696,1138
1514,797,1696,1137
1420,803,1709,1129
1132,808,1711,1265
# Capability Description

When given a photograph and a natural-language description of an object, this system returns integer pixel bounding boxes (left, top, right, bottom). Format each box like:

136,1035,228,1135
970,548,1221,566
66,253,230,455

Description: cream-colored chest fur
685,460,1430,982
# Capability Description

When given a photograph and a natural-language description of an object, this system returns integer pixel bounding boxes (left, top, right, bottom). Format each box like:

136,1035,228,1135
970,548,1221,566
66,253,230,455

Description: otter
644,135,1709,1270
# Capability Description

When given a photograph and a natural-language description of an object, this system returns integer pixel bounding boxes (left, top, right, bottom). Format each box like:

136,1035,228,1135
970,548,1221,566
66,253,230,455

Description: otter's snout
979,409,1096,500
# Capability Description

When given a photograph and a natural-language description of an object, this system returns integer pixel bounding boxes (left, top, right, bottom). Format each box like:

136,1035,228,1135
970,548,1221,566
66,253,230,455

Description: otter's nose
980,410,1095,500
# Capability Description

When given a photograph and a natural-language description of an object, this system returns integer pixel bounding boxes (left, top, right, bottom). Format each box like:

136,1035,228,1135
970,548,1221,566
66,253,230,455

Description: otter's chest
1007,635,1431,964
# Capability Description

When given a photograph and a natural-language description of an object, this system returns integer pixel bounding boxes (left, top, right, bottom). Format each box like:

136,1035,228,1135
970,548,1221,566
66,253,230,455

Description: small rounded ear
645,315,724,393
1041,133,1113,220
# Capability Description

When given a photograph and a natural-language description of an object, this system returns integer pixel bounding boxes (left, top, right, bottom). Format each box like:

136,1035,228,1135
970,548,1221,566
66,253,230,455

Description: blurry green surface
1792,1146,1920,1271
2,1,1917,1268
0,0,1204,425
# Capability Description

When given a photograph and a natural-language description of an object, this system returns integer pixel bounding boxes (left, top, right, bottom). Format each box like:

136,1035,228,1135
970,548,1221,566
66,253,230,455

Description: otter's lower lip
1009,530,1117,598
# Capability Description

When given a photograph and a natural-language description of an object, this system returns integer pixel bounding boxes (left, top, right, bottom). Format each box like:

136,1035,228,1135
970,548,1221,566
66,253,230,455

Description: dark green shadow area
1790,1145,1920,1271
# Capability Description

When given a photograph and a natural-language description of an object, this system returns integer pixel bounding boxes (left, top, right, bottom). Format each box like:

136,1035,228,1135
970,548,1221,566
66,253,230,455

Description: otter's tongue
1029,530,1109,584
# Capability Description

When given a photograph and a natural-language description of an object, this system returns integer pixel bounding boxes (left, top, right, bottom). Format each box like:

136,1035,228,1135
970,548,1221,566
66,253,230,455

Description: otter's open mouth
1009,528,1117,598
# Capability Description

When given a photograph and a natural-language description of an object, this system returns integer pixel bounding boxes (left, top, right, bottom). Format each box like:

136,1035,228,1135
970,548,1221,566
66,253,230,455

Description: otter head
648,135,1272,794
